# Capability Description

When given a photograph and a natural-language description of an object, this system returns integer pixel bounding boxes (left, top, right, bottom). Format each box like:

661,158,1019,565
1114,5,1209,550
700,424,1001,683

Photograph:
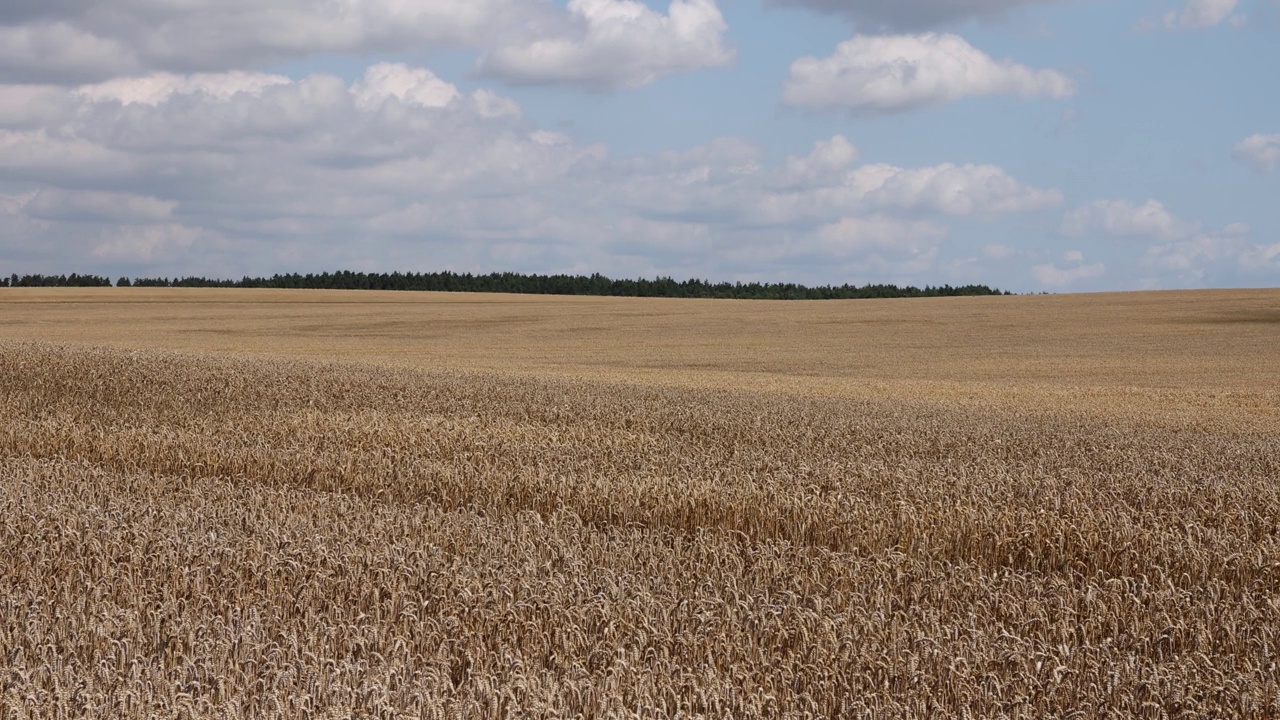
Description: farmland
1,288,1278,718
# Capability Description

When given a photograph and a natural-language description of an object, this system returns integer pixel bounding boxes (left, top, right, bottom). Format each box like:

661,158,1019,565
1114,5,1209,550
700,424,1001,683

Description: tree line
2,271,1010,300
3,273,114,288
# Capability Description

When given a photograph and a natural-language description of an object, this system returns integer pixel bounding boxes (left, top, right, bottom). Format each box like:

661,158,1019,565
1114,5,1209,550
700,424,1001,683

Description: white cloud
1143,231,1235,275
1143,223,1280,284
352,64,460,111
776,135,861,188
1031,252,1105,288
477,0,734,89
982,242,1019,260
90,223,210,263
1162,0,1239,28
0,21,140,83
0,0,540,84
815,215,948,258
0,66,595,274
808,215,948,277
1240,243,1280,271
0,127,129,177
844,162,1064,215
76,71,292,106
473,90,523,120
783,33,1075,115
0,0,730,91
719,215,949,281
0,83,74,126
767,0,1071,31
0,191,35,216
25,189,176,223
1233,133,1280,173
619,140,1061,227
1060,199,1200,241
0,66,1060,285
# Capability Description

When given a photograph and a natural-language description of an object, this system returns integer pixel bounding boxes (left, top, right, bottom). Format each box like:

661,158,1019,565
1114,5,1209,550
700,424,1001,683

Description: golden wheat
1,289,1278,718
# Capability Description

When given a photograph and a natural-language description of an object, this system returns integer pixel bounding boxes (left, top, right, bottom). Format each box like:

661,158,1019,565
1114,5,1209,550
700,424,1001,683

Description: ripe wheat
1,289,1278,718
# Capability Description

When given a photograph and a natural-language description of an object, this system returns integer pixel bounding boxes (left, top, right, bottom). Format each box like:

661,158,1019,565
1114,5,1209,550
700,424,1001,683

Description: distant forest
1,271,1010,300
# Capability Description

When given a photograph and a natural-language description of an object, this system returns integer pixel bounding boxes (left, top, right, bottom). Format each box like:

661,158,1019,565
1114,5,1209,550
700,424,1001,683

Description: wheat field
1,288,1278,718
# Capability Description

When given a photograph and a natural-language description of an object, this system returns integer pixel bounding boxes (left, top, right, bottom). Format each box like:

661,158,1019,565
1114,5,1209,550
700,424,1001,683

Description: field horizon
3,286,1278,429
2,287,1278,717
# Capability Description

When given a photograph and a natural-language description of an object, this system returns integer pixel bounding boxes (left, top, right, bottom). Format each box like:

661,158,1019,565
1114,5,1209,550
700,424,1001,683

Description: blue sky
0,0,1276,292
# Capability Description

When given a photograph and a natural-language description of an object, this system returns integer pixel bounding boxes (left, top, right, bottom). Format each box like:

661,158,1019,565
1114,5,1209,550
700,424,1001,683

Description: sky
0,0,1277,292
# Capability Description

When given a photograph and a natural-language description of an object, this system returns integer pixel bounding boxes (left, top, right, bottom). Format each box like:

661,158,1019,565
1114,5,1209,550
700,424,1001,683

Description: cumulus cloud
783,33,1075,115
813,215,947,272
0,64,1062,284
1142,223,1280,284
620,137,1062,227
844,162,1064,215
0,127,128,178
76,71,292,106
1162,0,1239,28
0,84,75,126
712,215,949,282
477,0,733,89
1233,133,1280,173
1060,199,1200,241
768,0,1070,31
0,0,541,84
0,21,139,83
0,0,729,90
776,135,861,188
0,64,604,273
1031,251,1105,288
1240,243,1280,271
352,64,461,111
